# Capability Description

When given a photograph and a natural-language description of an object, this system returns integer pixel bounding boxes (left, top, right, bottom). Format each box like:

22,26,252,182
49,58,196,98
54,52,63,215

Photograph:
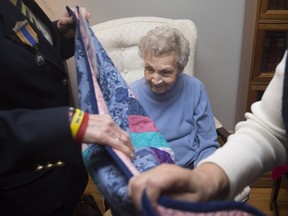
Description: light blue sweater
130,73,219,168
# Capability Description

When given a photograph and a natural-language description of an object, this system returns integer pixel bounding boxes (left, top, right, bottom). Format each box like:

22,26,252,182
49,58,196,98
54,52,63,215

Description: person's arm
193,84,219,166
198,50,288,199
0,107,77,175
0,107,134,176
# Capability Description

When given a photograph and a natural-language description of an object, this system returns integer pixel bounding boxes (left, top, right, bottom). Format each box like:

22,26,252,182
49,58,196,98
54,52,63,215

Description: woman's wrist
69,108,88,143
193,163,230,200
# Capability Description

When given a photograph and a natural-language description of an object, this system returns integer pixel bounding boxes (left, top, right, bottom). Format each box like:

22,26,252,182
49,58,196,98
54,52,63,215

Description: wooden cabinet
245,0,288,112
259,0,288,20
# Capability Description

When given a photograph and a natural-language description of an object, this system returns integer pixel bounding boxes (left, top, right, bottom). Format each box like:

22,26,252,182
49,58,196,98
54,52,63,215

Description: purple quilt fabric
68,6,265,216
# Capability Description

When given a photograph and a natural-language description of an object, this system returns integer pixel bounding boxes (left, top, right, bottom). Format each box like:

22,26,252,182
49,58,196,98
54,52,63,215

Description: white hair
138,25,190,71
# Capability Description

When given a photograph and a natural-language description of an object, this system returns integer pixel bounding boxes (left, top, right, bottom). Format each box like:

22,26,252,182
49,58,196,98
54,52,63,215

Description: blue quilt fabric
67,6,265,216
68,6,174,216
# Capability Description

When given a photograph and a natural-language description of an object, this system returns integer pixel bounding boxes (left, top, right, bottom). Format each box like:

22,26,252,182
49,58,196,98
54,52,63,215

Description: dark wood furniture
245,0,288,111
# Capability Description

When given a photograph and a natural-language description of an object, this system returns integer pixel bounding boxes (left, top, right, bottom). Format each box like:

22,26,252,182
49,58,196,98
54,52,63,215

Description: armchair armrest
216,127,231,144
214,117,232,145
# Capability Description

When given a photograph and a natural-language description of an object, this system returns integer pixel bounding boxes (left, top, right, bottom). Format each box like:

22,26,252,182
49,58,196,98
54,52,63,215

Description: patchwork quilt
68,6,265,216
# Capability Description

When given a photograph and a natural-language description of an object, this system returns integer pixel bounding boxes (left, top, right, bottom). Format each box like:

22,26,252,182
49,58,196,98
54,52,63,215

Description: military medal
13,20,45,66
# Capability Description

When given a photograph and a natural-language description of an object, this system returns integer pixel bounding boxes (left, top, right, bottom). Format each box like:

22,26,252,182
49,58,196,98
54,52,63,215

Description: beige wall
36,0,77,21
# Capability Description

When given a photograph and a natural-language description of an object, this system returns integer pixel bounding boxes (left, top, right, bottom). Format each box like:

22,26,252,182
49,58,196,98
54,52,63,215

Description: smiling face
144,52,181,94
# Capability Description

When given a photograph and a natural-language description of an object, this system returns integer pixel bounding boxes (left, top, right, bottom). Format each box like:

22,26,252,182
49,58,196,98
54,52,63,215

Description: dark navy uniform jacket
0,0,88,215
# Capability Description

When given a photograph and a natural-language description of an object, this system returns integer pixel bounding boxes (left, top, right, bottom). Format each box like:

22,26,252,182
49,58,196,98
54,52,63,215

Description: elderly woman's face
144,52,181,94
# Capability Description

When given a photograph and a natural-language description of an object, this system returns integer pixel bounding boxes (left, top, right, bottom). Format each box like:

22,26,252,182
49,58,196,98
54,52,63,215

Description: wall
37,0,246,131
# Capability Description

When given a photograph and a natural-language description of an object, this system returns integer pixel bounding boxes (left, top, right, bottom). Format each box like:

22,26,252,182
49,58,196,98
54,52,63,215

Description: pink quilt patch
129,115,159,132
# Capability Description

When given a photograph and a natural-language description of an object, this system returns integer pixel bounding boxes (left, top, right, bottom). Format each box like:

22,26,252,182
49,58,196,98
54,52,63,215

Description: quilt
68,6,265,216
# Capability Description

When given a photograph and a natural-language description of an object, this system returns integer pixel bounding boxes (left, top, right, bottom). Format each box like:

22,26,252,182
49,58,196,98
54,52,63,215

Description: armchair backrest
91,16,197,84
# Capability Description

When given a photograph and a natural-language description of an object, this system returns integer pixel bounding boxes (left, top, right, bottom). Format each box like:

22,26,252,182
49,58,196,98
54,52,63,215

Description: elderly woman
130,26,219,169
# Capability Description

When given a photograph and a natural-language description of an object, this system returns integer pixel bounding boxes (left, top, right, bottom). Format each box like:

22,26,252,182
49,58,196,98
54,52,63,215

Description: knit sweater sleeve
198,51,288,200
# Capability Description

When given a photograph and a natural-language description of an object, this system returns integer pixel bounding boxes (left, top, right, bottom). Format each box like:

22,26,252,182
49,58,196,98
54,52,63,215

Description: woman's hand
83,114,135,159
57,7,91,39
128,163,229,210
